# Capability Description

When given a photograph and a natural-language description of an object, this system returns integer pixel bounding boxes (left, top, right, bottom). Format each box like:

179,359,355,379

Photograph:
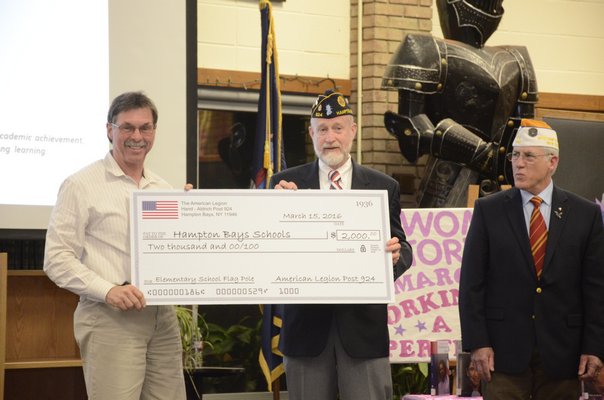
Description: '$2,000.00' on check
130,189,395,305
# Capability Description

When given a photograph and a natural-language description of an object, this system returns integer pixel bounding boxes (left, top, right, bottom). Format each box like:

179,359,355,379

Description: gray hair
107,91,158,125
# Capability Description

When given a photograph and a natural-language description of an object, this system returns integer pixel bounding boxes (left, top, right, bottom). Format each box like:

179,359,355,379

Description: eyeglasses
506,151,552,164
111,123,155,135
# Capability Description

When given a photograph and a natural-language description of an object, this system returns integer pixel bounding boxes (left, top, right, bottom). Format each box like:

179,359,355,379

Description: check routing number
130,189,395,305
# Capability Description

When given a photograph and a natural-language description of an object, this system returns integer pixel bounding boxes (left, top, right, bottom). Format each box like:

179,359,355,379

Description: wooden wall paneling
537,93,604,114
4,368,86,399
2,268,85,400
466,185,479,208
5,272,80,365
535,108,604,122
0,253,6,400
198,67,352,96
536,92,604,122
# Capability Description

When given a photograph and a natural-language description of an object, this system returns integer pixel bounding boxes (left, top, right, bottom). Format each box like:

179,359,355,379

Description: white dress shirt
318,157,353,190
44,152,171,302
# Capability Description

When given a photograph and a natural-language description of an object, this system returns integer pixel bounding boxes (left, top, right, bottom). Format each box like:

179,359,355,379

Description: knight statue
382,0,537,207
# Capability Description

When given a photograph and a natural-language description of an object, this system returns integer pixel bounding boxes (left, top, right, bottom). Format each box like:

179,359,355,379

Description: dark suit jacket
459,186,604,378
269,160,413,358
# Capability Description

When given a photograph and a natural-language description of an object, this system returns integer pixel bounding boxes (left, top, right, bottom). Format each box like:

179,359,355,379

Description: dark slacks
484,350,580,400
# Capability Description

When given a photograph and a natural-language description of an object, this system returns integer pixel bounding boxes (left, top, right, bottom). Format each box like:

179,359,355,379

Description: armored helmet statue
437,0,504,48
383,0,537,206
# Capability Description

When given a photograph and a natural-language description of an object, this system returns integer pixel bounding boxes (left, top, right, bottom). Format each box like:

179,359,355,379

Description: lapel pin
554,207,563,219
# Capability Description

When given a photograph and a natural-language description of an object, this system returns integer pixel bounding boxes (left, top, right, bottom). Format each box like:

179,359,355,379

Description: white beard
319,151,346,168
315,144,351,168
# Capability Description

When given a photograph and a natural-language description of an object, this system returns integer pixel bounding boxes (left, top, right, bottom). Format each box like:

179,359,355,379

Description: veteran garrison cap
311,89,353,119
513,119,559,151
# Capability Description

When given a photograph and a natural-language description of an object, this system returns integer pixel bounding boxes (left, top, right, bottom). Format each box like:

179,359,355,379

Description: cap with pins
512,119,559,151
310,89,353,119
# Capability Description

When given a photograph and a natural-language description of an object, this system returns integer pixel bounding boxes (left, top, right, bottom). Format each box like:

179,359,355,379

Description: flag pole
256,1,286,397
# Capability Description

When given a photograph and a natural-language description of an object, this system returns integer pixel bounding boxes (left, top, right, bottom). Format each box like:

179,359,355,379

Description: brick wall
349,0,433,208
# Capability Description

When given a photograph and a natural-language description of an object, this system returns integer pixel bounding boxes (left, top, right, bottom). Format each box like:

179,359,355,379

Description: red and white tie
529,196,547,279
328,170,343,190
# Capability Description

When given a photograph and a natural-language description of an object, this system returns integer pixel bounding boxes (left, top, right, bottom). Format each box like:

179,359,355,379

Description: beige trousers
74,299,186,400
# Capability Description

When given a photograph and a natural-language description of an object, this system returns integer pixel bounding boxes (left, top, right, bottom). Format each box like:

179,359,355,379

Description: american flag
252,0,285,190
142,200,179,219
256,1,285,392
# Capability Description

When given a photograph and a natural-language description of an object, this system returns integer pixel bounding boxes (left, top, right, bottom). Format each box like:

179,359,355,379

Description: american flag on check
142,200,179,219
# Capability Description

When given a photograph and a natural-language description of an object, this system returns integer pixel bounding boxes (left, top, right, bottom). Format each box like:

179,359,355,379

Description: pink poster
389,208,473,362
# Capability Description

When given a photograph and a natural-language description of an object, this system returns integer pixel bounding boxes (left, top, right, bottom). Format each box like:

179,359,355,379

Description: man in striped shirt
44,92,185,400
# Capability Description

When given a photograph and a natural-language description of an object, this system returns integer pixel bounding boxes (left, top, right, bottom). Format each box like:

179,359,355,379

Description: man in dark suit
270,90,413,400
459,119,604,399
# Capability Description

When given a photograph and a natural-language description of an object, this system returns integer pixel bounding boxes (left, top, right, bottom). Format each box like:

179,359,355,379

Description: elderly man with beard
44,91,186,400
270,89,413,400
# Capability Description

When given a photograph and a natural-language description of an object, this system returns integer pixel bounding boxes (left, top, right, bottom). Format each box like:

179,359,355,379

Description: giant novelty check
130,189,395,305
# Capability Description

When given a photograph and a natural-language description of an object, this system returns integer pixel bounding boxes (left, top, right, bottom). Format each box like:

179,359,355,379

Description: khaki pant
74,299,186,400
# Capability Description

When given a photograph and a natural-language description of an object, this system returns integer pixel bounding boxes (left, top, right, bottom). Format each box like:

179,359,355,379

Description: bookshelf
0,230,46,270
0,253,86,400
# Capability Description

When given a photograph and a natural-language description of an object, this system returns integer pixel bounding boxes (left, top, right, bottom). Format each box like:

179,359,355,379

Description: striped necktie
529,196,547,279
328,170,343,190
